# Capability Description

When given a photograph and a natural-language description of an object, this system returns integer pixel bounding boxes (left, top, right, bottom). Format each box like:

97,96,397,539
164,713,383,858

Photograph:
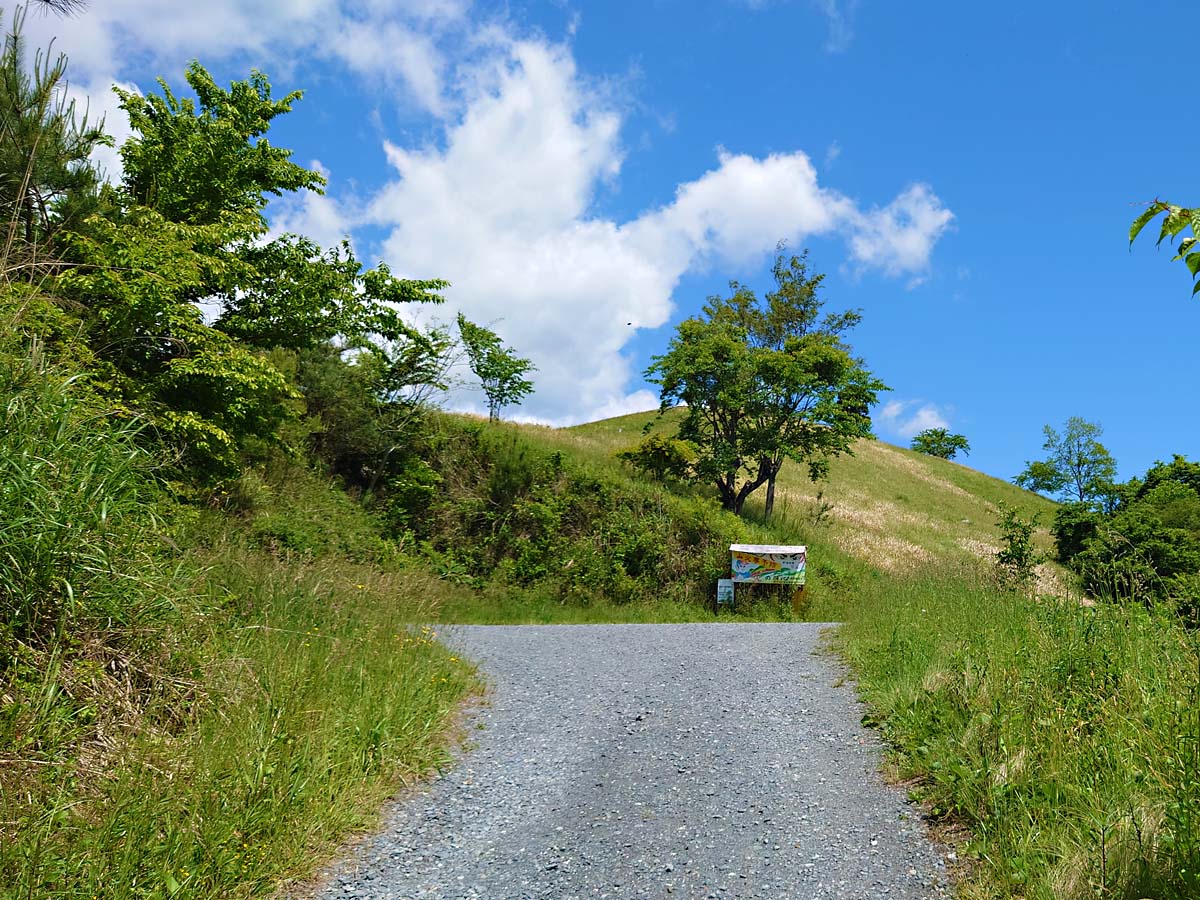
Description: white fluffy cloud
847,184,954,284
22,1,954,424
878,400,952,440
22,1,466,123
367,37,952,423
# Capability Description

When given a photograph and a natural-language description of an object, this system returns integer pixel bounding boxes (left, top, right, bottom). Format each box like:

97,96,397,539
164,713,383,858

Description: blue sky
31,0,1197,484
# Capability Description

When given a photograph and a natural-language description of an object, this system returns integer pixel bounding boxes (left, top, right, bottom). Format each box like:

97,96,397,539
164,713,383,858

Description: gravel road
312,623,949,899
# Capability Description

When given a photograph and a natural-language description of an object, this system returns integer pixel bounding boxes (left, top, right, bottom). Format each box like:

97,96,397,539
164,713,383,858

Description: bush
994,502,1043,591
408,419,740,609
616,433,695,482
1052,501,1101,563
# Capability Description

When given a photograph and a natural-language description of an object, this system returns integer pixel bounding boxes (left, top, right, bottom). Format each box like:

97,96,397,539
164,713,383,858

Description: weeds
0,351,476,899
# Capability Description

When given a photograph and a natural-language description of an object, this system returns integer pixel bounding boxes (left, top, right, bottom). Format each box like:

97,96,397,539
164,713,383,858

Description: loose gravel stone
311,623,949,899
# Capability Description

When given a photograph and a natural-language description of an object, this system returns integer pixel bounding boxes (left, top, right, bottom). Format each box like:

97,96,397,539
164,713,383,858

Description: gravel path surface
313,623,949,899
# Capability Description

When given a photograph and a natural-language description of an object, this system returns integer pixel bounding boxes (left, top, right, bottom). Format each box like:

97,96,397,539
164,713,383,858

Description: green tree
0,8,107,282
52,63,450,479
647,248,885,517
115,62,322,233
910,427,969,459
617,433,695,482
1015,417,1117,505
1052,455,1200,613
214,237,447,352
1130,200,1200,296
114,63,448,347
1051,501,1102,564
456,314,535,422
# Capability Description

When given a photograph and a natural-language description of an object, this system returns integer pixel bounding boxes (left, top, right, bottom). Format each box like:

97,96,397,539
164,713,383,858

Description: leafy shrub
994,502,1043,591
1074,506,1200,605
1052,501,1101,563
616,433,695,482
408,419,741,608
1054,456,1200,614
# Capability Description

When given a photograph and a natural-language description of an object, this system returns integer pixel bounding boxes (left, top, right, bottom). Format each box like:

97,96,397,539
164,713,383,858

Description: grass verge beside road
3,541,476,900
834,568,1200,899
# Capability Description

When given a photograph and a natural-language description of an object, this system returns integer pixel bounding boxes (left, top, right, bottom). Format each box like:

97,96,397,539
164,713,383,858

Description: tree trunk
718,474,738,512
763,457,783,518
731,459,772,516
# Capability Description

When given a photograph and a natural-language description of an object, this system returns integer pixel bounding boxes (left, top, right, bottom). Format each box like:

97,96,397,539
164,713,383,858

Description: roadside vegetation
0,15,776,897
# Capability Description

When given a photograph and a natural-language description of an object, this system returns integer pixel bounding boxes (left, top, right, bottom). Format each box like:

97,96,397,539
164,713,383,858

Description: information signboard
716,578,735,605
729,544,807,585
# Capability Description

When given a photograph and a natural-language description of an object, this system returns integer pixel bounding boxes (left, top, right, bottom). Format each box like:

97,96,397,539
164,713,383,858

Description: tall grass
4,544,476,900
0,350,477,899
0,342,177,647
836,571,1200,899
0,346,197,876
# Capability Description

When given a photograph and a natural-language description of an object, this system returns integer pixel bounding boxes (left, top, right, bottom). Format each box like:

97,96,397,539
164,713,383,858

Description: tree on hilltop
647,247,885,517
910,427,970,460
457,314,535,422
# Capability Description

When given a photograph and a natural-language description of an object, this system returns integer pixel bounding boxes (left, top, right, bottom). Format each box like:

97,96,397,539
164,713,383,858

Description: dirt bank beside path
306,623,949,899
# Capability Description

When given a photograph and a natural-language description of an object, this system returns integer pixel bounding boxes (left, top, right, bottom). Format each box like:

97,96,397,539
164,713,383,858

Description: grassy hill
510,407,1062,599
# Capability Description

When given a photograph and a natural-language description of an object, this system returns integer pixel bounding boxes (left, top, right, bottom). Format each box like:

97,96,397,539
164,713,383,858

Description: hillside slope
518,408,1061,592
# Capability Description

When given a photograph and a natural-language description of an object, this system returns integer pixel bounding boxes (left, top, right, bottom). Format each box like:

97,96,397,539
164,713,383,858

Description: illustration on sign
729,544,806,584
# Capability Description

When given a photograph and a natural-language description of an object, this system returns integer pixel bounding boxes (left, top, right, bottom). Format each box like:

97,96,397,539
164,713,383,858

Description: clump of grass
0,346,203,885
0,343,180,648
4,536,476,900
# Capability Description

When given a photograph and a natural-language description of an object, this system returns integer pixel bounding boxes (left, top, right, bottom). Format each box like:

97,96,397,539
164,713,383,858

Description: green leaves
213,237,448,352
1130,200,1200,296
647,247,885,515
116,62,323,232
1014,417,1116,505
911,428,970,459
456,314,535,422
0,9,110,280
45,61,455,482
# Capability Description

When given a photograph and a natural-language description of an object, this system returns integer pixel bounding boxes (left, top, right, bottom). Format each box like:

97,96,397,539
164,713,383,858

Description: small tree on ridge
1015,417,1117,505
910,428,970,460
457,314,535,422
647,248,885,517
